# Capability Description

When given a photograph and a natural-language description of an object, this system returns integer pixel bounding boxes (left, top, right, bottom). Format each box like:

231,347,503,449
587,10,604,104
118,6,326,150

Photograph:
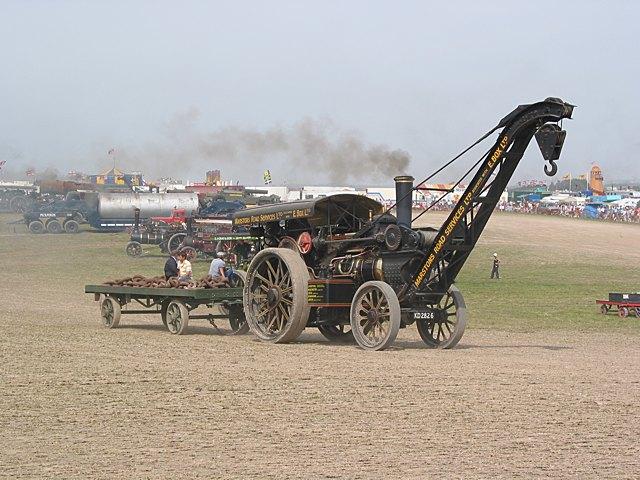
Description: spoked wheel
165,300,189,334
618,307,629,318
416,285,467,349
244,248,310,343
181,246,197,261
350,281,401,351
635,308,640,319
100,296,121,329
125,241,143,257
168,233,186,253
318,324,355,343
600,304,609,315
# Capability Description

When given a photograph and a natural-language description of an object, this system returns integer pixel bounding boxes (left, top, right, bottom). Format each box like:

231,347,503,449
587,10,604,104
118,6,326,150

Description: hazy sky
1,0,638,185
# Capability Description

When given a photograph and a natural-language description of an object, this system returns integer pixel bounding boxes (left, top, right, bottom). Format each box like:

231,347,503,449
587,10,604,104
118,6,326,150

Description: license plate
413,310,436,320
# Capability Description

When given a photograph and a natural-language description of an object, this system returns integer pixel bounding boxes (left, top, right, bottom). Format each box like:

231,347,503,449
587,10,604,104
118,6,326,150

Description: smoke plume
113,109,410,184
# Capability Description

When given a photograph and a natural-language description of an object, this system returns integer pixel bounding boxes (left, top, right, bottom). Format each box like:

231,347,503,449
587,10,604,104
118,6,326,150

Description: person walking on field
491,252,500,279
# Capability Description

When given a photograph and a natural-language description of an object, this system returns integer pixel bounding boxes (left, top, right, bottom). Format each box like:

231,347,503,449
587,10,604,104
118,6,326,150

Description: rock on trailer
234,98,575,350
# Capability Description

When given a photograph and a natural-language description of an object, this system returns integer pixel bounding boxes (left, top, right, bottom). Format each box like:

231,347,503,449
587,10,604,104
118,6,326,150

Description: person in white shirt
177,251,193,281
208,251,226,280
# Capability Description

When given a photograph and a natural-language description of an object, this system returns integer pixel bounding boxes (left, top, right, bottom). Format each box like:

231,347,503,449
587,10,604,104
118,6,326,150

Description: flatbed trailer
85,284,247,334
596,299,640,318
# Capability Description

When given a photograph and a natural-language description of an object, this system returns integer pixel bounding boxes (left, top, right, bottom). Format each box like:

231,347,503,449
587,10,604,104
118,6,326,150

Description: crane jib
412,134,509,289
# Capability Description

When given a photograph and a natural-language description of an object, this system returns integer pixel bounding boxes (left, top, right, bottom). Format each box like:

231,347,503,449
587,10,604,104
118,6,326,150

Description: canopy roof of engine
232,193,383,227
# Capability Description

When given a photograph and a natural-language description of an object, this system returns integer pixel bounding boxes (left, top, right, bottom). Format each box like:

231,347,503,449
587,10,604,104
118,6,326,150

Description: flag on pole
26,168,35,176
263,169,272,185
0,160,6,171
108,148,115,155
562,173,570,180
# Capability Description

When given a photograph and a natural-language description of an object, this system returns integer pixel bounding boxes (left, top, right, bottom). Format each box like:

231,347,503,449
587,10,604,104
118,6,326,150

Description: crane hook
544,160,558,177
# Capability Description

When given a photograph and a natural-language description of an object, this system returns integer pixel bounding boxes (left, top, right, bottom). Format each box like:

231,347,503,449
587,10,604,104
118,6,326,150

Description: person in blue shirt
208,251,227,280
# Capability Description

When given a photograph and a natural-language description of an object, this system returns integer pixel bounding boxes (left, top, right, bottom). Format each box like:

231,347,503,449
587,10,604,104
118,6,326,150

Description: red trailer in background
596,293,640,318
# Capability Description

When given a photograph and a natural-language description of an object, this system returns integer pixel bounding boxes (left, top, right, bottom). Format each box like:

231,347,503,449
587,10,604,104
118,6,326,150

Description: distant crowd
497,201,640,224
409,199,640,224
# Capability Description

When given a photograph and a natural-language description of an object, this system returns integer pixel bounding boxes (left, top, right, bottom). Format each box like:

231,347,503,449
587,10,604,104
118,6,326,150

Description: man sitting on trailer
177,250,193,281
164,251,180,280
208,251,227,280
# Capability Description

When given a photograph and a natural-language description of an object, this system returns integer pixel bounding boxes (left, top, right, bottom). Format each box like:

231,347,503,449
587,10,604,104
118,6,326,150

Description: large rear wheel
416,285,467,349
244,248,310,343
350,281,401,351
168,233,186,253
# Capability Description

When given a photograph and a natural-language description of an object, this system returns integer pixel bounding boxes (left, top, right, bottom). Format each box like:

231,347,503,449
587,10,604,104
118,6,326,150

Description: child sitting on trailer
177,250,193,281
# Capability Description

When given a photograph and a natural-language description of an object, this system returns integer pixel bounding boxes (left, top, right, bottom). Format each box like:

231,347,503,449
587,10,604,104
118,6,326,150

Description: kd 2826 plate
412,310,436,320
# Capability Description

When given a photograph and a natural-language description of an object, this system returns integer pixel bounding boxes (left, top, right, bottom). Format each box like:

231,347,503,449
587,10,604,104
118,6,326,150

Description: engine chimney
394,175,414,228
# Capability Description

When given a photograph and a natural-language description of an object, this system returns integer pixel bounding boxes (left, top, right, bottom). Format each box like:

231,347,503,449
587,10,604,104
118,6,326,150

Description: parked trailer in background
597,293,640,318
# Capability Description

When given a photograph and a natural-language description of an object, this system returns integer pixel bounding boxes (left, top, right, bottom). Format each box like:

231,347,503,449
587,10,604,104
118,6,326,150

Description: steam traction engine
233,98,574,350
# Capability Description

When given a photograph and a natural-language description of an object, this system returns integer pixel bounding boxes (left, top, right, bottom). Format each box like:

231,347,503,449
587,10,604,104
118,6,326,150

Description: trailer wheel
318,324,355,343
46,220,63,234
350,281,401,351
600,304,609,315
226,270,249,334
125,241,143,257
618,307,629,318
635,308,640,319
100,296,121,328
165,300,189,334
244,248,310,343
416,285,467,349
28,221,44,234
160,299,170,326
63,219,80,234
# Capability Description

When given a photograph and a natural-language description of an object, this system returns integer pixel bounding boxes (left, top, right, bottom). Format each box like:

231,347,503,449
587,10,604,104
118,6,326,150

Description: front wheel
416,285,467,349
350,281,401,351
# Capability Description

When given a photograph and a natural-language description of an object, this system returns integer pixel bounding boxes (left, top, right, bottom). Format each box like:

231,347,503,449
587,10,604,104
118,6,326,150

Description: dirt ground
1,213,639,478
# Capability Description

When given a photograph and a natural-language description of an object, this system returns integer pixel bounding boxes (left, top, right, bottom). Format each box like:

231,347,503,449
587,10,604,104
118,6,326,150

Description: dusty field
1,213,639,478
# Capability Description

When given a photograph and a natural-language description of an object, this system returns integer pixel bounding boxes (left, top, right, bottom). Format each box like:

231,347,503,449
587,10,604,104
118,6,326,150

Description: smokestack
394,175,414,228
